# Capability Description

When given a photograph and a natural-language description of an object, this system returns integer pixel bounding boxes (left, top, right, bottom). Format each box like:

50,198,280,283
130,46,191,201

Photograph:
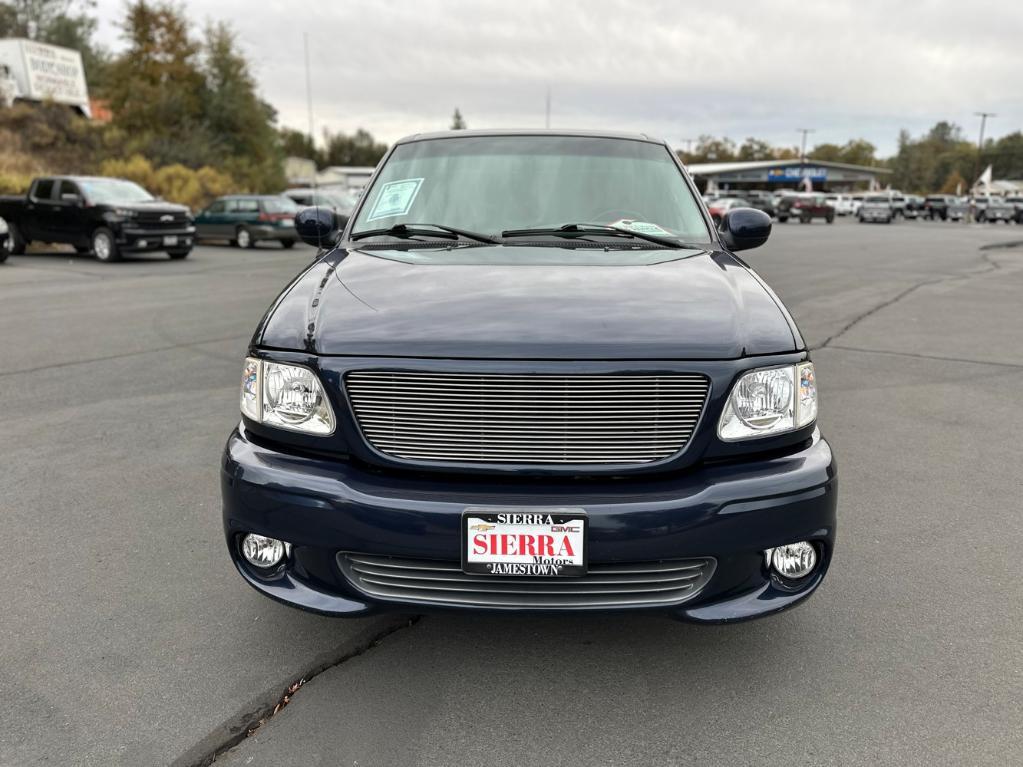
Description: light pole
797,128,815,163
679,137,695,159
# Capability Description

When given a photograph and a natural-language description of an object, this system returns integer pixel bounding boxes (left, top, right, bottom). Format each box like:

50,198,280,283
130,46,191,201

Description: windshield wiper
501,223,688,249
350,223,497,244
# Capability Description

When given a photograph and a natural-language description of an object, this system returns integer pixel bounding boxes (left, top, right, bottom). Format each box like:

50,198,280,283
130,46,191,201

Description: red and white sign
463,510,587,576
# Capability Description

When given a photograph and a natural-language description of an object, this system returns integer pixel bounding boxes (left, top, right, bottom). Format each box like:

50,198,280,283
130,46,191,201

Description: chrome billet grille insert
338,553,716,608
344,371,710,466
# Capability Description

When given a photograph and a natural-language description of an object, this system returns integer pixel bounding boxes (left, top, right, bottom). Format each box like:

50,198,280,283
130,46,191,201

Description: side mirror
720,208,772,251
295,206,342,248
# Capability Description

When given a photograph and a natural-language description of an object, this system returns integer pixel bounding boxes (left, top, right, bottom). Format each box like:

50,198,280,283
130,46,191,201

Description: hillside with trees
0,0,389,207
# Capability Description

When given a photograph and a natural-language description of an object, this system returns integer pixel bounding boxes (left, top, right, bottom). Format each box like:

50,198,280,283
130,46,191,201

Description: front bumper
221,425,837,623
119,226,195,251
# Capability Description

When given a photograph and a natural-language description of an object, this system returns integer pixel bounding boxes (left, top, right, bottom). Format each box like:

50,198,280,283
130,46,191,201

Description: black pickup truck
0,176,195,262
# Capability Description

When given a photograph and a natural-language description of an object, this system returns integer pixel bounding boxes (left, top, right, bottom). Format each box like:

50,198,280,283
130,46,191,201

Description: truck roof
394,128,666,146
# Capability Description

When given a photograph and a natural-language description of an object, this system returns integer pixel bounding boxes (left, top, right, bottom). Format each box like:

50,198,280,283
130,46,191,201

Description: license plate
462,508,587,577
163,235,178,246
280,218,295,227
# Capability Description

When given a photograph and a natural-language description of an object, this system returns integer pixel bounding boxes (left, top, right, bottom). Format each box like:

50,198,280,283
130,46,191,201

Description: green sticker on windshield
367,178,423,221
612,219,672,236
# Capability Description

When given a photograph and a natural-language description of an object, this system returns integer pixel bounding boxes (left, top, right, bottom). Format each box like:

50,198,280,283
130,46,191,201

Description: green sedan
194,195,300,248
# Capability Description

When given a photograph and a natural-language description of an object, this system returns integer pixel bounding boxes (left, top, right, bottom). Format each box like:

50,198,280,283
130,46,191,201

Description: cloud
92,0,1022,156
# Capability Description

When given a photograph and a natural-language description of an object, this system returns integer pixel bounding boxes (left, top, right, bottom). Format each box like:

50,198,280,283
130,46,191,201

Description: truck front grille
134,211,189,229
338,553,716,608
344,371,710,466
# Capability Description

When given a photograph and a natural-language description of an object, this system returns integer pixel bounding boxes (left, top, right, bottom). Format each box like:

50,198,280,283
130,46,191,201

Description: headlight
239,357,335,435
718,362,817,441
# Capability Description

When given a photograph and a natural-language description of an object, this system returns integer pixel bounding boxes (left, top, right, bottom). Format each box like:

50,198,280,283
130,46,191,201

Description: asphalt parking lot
2,219,1022,766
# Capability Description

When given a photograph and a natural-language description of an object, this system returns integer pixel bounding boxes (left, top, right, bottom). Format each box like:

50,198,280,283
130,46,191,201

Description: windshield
350,135,710,242
79,179,154,205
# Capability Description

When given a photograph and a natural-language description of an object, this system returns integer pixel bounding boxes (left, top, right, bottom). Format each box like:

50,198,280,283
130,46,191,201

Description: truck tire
777,216,788,223
281,239,296,249
235,226,255,249
799,214,811,224
7,222,27,254
167,248,191,260
826,212,835,224
0,244,8,263
92,227,121,262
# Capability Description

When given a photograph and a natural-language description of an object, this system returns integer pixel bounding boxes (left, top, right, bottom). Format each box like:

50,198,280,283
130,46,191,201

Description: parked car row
922,195,1022,223
704,188,1023,227
0,175,367,262
705,192,837,225
0,176,195,261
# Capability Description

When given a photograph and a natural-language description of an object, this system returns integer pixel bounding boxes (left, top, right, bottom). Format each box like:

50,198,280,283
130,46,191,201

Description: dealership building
686,159,892,193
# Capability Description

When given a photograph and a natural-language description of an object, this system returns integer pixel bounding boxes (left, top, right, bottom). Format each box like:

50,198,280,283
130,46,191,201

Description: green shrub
0,172,34,195
97,155,236,210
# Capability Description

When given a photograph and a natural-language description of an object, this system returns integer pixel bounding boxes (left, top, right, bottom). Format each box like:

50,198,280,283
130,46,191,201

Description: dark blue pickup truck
0,176,195,261
221,130,837,623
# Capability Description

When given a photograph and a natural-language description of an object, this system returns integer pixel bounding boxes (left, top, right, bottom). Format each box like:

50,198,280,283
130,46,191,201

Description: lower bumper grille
338,553,716,609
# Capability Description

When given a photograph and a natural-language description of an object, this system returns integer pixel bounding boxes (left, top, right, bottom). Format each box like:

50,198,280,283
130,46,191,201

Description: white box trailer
0,38,90,117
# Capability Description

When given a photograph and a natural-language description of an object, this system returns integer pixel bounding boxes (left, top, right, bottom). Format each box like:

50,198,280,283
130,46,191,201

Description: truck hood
257,245,801,359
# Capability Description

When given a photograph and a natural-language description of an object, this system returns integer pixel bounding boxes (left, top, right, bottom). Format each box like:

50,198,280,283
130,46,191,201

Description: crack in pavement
171,615,421,767
812,245,1009,351
0,333,250,378
824,344,1023,371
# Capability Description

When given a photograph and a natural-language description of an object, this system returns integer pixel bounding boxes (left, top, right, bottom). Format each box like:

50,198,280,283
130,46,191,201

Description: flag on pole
975,165,993,194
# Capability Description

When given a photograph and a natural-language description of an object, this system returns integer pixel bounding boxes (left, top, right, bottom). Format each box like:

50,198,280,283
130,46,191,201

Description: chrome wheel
236,228,251,248
93,231,113,261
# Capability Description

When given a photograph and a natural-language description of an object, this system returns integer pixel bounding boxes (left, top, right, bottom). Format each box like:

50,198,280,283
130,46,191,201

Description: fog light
771,541,817,580
241,534,287,568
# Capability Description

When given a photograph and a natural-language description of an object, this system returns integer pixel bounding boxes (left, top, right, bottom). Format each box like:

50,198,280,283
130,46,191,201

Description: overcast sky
91,0,1022,157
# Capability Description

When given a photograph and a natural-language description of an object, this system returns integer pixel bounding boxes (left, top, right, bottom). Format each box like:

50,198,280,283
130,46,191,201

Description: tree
809,139,876,166
984,131,1023,180
939,170,967,195
279,127,318,163
105,1,206,164
889,121,977,193
199,21,283,189
321,128,388,167
450,108,466,130
737,137,774,161
688,135,736,163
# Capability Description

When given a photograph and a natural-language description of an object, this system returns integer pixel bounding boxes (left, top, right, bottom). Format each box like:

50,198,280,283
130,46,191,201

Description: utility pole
974,112,996,199
680,137,695,157
796,128,815,163
975,111,995,152
304,32,316,189
545,86,551,129
304,33,315,146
